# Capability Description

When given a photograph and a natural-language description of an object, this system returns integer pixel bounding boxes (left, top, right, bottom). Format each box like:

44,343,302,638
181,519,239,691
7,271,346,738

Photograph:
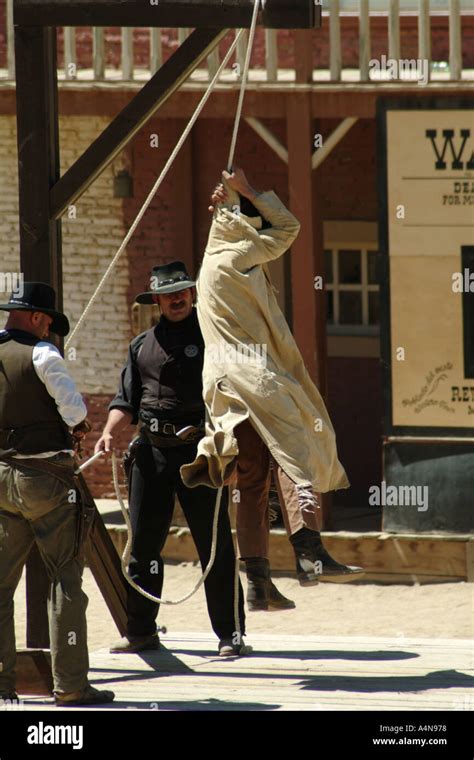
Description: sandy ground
13,563,473,651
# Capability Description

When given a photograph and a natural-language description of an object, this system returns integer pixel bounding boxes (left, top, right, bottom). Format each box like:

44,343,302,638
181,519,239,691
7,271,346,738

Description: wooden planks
16,633,474,711
15,650,53,696
103,522,474,584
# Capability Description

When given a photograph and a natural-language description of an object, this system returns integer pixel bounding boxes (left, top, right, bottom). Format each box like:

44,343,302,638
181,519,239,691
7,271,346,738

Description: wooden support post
287,95,330,527
14,24,62,648
287,94,320,387
294,29,313,84
15,25,63,295
81,478,128,636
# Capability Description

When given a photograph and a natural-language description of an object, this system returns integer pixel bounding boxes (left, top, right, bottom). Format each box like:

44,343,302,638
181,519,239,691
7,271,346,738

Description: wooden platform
16,633,474,712
96,498,474,584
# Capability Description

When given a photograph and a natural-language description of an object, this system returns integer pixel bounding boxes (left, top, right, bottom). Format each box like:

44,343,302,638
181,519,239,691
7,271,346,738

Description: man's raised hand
222,168,257,200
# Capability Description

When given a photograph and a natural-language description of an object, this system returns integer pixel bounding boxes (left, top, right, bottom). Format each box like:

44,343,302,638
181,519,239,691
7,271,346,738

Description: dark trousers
127,442,245,640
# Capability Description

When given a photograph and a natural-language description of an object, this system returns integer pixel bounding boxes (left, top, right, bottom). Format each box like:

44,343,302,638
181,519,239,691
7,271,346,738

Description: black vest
137,312,205,425
0,330,73,455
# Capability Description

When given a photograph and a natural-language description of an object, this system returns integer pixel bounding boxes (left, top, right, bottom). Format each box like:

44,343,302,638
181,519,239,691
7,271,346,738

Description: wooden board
103,525,474,583
13,0,321,30
15,650,53,696
16,632,474,711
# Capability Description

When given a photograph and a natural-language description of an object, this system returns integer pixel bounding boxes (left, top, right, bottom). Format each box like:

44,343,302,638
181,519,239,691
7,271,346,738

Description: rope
112,450,224,605
227,0,261,172
65,27,246,351
72,11,262,637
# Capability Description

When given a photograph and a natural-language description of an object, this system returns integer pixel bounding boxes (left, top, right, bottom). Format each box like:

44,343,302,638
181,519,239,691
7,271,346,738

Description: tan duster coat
180,190,349,493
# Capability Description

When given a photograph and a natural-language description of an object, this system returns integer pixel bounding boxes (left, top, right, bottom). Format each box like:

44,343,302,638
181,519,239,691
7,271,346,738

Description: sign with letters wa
385,105,474,430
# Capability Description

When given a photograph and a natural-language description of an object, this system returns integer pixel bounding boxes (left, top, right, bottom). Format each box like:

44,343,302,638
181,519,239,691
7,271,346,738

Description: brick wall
0,115,132,398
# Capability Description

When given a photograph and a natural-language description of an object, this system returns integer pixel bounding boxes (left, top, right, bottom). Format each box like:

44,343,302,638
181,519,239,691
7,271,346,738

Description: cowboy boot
244,557,295,611
290,528,365,586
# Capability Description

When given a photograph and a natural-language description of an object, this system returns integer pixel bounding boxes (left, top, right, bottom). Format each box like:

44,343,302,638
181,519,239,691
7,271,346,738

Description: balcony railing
1,0,473,84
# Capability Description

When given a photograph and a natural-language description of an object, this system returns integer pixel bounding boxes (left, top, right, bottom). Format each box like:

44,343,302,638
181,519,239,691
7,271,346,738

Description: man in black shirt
95,262,246,657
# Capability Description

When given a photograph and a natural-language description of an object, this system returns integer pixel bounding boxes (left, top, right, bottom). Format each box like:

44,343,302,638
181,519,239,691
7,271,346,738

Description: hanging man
181,168,364,610
0,282,115,706
95,263,247,657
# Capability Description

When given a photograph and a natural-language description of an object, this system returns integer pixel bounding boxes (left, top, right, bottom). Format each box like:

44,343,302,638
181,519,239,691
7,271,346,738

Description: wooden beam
15,25,63,307
14,0,321,29
312,117,358,170
294,30,313,84
245,117,288,163
288,96,332,528
50,28,229,219
82,479,128,636
286,94,320,384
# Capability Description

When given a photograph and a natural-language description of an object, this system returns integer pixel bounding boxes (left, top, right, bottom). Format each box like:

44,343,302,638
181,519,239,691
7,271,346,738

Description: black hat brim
0,304,70,337
135,280,196,304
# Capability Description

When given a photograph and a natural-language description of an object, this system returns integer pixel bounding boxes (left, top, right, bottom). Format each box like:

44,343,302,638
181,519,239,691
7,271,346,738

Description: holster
0,455,95,557
123,436,141,482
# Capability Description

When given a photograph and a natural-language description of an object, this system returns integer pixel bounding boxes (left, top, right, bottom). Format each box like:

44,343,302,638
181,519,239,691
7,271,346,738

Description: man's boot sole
317,570,366,584
248,601,296,611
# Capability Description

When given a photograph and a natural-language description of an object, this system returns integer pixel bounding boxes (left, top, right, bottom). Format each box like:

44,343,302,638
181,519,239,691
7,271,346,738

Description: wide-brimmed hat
0,282,70,336
135,261,196,304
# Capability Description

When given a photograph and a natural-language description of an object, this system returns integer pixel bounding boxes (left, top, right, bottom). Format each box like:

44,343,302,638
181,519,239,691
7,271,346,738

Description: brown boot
244,557,296,611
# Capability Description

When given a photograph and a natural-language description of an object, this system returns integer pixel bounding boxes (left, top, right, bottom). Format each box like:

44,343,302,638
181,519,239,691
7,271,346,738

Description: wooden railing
2,0,472,84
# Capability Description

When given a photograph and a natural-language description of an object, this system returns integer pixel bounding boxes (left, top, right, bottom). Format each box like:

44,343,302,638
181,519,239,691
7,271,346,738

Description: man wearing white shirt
0,282,114,706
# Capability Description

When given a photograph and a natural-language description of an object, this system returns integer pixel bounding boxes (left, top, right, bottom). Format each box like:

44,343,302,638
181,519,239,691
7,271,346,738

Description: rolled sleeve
33,342,87,427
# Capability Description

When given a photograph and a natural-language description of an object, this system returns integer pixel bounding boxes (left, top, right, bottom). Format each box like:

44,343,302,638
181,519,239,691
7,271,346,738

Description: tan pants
234,420,320,559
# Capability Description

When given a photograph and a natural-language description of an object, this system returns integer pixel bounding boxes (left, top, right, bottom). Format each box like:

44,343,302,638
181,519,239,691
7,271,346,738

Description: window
324,222,380,337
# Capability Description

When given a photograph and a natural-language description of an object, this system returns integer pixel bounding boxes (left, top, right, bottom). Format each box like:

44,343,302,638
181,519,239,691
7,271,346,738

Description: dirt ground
14,563,473,651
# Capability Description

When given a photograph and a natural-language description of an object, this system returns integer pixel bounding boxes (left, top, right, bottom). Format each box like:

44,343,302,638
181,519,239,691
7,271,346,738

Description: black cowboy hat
135,261,196,304
0,282,70,336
